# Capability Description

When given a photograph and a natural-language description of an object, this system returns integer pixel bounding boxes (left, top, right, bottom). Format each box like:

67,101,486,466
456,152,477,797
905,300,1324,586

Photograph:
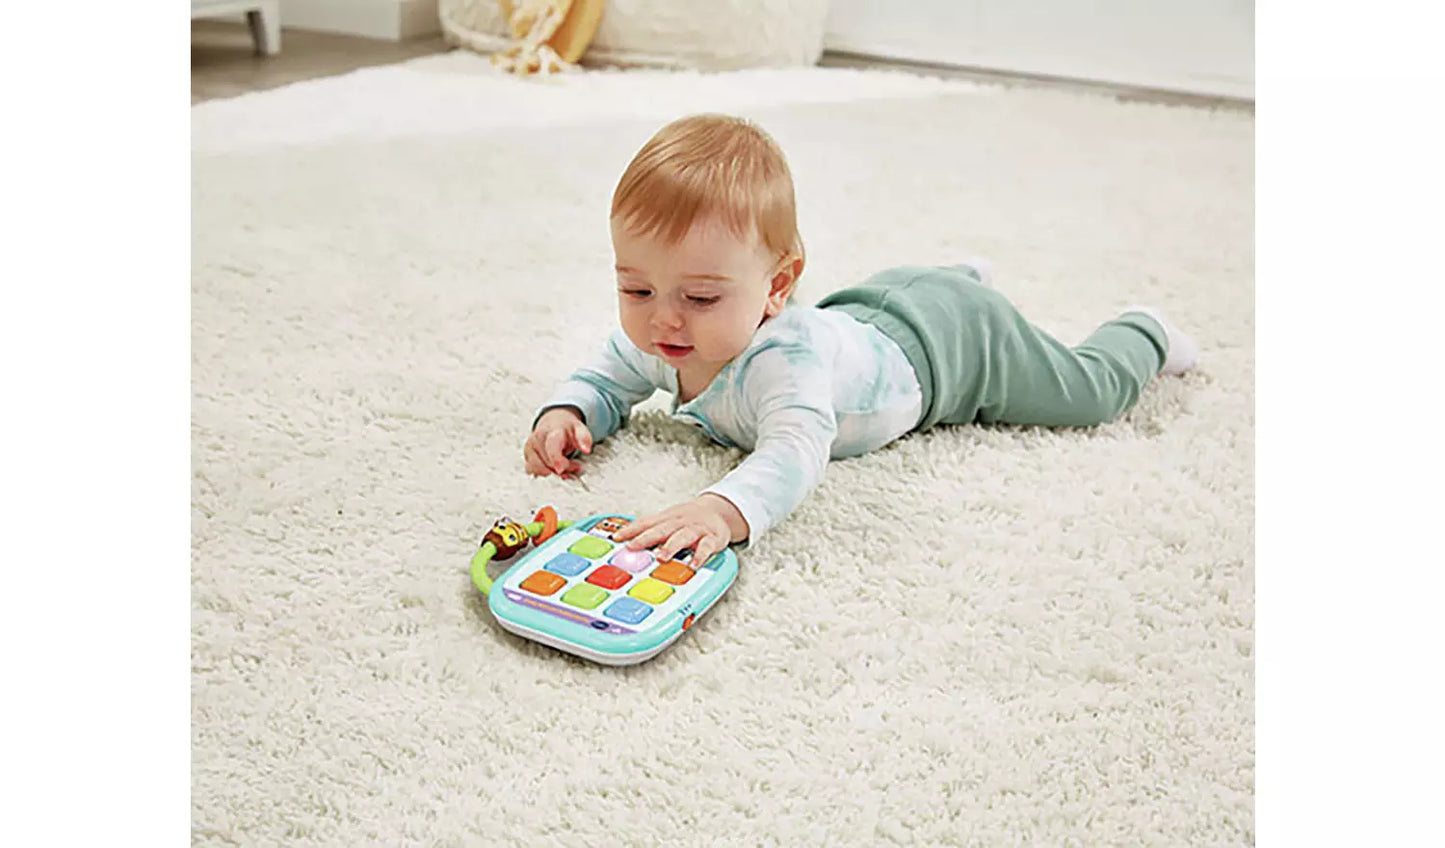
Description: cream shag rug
192,53,1253,845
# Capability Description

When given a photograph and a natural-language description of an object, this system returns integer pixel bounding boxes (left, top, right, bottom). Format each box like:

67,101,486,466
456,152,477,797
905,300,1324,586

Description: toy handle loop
470,542,501,595
471,508,572,595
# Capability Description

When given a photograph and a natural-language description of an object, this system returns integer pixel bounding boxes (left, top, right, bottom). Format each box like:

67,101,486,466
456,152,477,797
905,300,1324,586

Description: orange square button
651,561,695,586
519,570,565,596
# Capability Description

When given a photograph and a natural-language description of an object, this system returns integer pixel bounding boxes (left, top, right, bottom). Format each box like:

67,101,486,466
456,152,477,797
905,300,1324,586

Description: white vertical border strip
13,0,187,844
1259,0,1443,845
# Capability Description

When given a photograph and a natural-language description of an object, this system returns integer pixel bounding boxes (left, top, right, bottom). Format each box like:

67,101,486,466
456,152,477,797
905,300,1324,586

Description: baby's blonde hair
611,114,804,294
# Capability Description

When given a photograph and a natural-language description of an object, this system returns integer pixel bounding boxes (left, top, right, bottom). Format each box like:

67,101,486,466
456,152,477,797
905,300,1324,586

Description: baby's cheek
720,310,761,355
707,329,752,363
618,315,649,350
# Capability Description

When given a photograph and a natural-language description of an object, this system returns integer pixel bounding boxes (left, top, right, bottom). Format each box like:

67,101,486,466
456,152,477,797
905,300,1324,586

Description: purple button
610,547,654,574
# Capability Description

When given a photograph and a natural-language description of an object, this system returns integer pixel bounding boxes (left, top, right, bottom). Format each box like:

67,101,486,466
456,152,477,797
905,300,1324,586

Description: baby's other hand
524,406,592,478
613,494,748,567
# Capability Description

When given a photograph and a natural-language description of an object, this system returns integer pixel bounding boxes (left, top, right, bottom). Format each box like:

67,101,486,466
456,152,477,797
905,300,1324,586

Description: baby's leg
820,265,1196,430
963,298,1173,428
985,310,1174,428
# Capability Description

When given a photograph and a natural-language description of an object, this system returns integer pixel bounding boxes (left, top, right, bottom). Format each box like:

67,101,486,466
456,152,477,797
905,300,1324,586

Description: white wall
825,0,1254,99
281,0,440,40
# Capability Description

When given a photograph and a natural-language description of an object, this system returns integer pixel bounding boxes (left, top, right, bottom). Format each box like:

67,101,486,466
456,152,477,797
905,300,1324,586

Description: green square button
568,535,614,560
561,583,608,610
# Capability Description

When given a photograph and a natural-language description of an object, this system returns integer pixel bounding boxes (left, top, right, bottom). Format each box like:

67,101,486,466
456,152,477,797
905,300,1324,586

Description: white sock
1123,305,1199,376
958,256,994,288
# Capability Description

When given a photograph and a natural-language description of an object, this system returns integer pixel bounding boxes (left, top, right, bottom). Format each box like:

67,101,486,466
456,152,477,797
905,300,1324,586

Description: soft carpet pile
192,53,1253,845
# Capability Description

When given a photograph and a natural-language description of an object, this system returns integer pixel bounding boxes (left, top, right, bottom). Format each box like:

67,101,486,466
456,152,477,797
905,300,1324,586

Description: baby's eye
620,288,652,299
686,295,720,306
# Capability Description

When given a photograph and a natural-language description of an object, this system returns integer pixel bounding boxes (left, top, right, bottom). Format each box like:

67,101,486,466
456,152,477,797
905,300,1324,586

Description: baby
524,113,1197,567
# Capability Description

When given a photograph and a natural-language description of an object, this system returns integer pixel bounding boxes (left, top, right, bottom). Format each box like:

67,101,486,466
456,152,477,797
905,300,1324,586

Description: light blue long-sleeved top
539,306,924,544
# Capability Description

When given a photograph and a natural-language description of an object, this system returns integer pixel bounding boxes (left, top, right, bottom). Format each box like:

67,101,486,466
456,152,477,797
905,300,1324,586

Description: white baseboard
824,0,1253,100
281,0,439,40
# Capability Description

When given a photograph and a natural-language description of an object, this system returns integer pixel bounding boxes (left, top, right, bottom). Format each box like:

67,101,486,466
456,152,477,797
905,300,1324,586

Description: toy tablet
469,507,739,665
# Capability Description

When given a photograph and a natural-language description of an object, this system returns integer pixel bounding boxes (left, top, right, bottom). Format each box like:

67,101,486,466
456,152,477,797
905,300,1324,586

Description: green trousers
818,264,1167,430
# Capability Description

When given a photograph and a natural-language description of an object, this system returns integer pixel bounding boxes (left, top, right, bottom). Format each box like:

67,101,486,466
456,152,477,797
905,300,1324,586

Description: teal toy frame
470,509,739,665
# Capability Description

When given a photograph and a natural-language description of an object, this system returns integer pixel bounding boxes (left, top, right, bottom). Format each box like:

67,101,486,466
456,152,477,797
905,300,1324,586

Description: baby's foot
1124,305,1199,375
956,256,995,289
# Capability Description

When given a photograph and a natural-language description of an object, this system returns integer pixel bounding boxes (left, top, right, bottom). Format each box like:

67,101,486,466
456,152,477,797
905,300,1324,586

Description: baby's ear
765,256,804,315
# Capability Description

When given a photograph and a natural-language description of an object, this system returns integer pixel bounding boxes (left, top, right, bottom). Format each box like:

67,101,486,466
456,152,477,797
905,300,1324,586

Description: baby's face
612,215,784,385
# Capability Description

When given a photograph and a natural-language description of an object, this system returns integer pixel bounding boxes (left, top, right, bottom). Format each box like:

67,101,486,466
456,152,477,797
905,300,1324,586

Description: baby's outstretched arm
618,343,837,560
525,329,666,477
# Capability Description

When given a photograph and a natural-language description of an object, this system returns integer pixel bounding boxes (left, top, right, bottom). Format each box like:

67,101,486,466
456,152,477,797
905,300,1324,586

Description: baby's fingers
570,420,593,455
691,537,724,570
655,526,704,562
623,519,682,551
613,514,652,542
523,440,553,476
541,429,571,474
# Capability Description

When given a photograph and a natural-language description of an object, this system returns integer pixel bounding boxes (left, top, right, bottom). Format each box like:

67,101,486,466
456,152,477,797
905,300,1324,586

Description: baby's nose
651,303,684,329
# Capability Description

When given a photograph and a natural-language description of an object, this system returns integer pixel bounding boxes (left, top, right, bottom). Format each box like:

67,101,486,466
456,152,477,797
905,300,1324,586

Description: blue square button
604,597,653,626
544,553,590,577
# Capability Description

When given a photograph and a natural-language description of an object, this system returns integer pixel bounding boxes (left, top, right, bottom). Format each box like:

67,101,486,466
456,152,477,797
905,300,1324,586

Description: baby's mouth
656,343,694,359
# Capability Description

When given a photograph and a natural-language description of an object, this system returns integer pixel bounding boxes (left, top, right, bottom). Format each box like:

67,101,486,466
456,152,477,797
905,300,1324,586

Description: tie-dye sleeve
702,344,837,545
536,329,665,442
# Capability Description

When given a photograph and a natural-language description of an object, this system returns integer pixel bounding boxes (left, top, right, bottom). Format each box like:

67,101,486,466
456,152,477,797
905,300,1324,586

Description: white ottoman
441,0,830,70
192,0,281,56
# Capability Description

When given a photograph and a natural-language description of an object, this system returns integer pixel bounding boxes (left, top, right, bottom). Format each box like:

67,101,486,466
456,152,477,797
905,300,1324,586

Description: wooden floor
819,51,1252,112
191,20,1251,112
191,20,446,104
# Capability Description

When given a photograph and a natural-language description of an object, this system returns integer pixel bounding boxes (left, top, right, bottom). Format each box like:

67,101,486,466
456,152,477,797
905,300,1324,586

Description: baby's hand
524,407,593,478
613,494,748,567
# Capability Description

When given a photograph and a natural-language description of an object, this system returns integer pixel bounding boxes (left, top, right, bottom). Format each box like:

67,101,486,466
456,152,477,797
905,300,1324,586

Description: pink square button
609,547,655,574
